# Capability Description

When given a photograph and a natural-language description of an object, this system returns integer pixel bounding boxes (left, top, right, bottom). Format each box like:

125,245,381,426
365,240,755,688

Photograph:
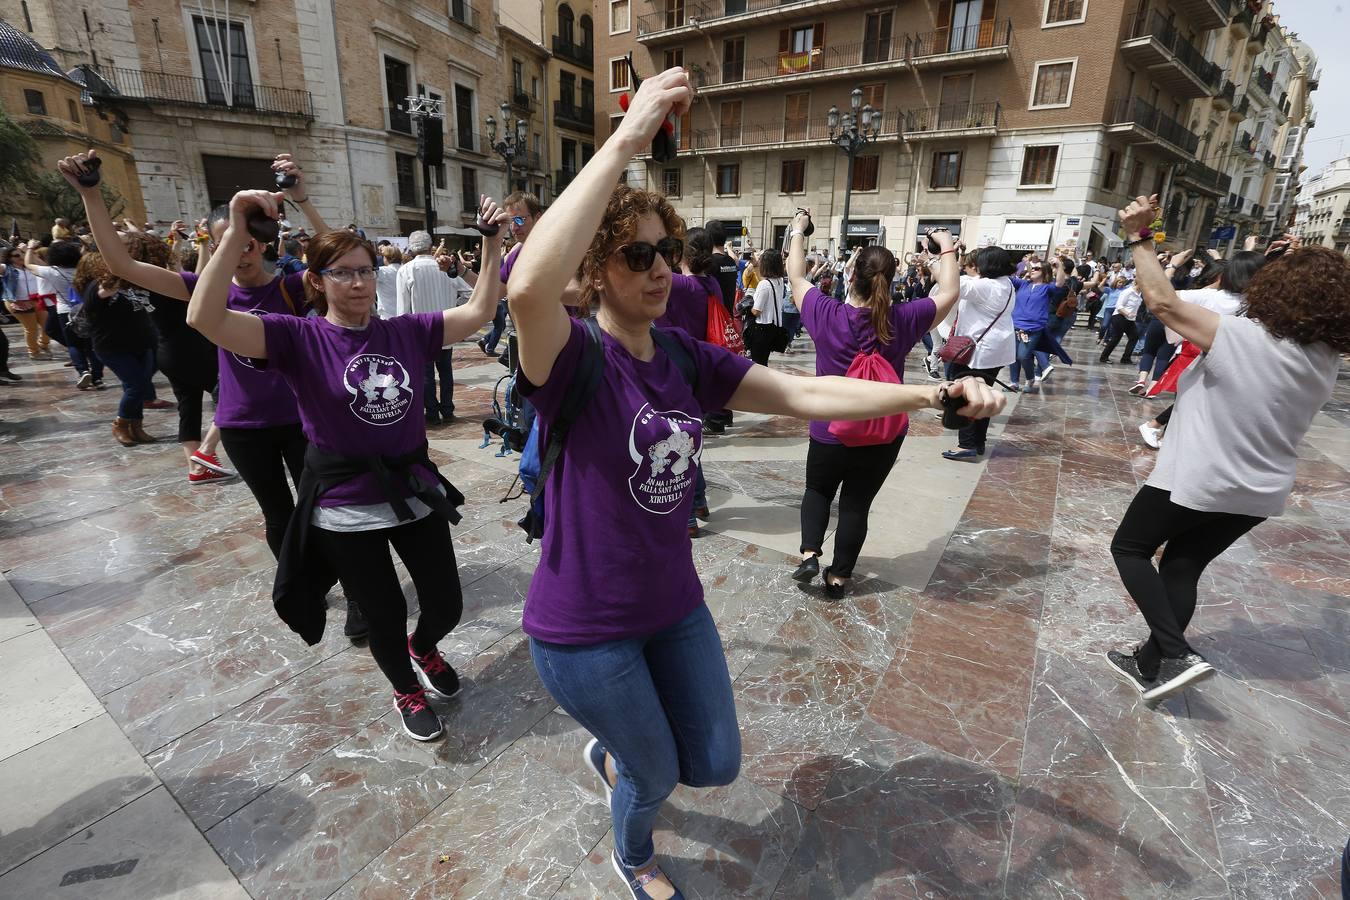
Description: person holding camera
745,248,789,366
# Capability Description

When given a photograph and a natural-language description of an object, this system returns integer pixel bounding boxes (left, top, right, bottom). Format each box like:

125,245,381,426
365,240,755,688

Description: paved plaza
1,323,1347,899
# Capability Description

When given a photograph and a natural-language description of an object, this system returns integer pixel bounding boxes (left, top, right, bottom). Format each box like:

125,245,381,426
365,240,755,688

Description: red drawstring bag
828,315,907,446
1147,340,1201,397
706,294,747,357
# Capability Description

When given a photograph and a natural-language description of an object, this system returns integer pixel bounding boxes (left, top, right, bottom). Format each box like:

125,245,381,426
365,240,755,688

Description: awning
1091,221,1124,247
434,225,481,237
998,221,1053,252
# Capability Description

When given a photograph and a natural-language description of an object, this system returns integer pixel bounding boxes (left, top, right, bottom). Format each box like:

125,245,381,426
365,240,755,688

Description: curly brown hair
123,232,172,270
302,229,376,315
73,251,115,293
579,184,686,314
1243,246,1350,353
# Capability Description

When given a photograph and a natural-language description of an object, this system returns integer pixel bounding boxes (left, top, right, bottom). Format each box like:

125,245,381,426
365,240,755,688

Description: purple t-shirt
261,313,445,507
181,271,305,428
656,272,718,340
499,244,521,284
801,286,935,444
518,319,754,644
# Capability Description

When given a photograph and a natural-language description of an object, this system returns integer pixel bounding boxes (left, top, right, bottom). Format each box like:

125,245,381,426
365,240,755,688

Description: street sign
1212,225,1237,240
1066,217,1081,226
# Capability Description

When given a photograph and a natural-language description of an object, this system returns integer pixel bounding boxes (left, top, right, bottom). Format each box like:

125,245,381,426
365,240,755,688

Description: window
532,76,539,99
461,167,477,212
1127,159,1144,196
434,163,447,190
562,138,578,174
581,78,594,110
450,0,471,26
722,37,745,83
851,155,879,191
860,83,885,112
1043,0,1086,26
1031,60,1076,108
778,23,824,74
716,163,740,195
582,142,595,163
784,92,809,141
610,58,630,92
193,16,255,107
395,153,418,207
385,56,412,133
560,71,576,106
610,0,629,33
674,110,691,150
662,168,682,197
1152,166,1167,200
454,85,475,151
780,159,806,193
930,150,962,188
513,60,524,95
948,0,984,52
1102,148,1121,190
580,14,593,46
664,0,685,29
720,100,742,146
863,11,893,63
23,89,45,115
1020,145,1058,185
109,121,125,143
66,98,80,123
610,114,624,136
558,3,575,43
664,47,684,70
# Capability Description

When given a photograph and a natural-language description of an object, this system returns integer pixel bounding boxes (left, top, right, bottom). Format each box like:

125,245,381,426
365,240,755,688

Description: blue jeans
423,348,453,417
483,299,508,353
782,311,801,341
99,348,154,419
688,466,707,528
1048,314,1073,341
529,604,740,868
1097,307,1117,340
921,331,934,353
1012,330,1048,383
57,312,103,380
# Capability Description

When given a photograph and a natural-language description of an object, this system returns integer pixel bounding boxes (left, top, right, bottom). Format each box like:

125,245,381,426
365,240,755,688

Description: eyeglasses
511,216,527,227
614,238,683,273
319,266,376,284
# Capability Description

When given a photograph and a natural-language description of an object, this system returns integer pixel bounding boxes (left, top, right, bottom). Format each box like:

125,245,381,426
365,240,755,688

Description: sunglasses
511,216,527,227
614,238,683,272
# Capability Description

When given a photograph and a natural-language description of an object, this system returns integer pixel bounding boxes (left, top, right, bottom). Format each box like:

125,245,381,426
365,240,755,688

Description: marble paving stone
0,786,249,900
0,573,38,643
0,715,157,874
0,628,103,762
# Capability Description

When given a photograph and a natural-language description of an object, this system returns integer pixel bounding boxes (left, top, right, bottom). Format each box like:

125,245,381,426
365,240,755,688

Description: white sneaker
1138,422,1163,449
1040,364,1055,380
1128,382,1147,396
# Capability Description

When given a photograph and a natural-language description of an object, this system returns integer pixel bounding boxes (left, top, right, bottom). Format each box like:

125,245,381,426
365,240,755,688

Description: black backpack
520,317,699,541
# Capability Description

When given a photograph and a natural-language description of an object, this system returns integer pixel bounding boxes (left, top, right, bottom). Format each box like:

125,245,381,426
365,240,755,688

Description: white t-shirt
374,262,400,319
753,278,787,326
953,275,1016,369
1115,285,1143,320
395,255,468,317
29,264,78,313
1147,315,1340,518
5,267,40,300
1166,287,1242,344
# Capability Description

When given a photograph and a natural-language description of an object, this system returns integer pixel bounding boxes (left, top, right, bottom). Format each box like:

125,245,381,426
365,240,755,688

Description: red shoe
188,467,238,486
144,398,175,410
190,451,235,476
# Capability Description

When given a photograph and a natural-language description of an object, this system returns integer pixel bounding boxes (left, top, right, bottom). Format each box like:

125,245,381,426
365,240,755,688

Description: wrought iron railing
551,36,594,68
553,101,595,133
1253,67,1274,95
907,19,1012,59
903,101,1000,134
1122,13,1221,89
708,36,905,86
1108,96,1200,154
80,64,313,118
556,168,578,191
1216,80,1236,105
690,109,901,150
1179,161,1232,194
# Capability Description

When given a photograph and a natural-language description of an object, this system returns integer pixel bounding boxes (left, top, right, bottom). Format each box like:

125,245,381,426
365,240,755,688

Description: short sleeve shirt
659,273,718,340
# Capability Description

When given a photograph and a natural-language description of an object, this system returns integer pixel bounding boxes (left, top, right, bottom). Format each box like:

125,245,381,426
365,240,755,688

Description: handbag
938,282,1013,366
6,297,37,313
705,292,747,357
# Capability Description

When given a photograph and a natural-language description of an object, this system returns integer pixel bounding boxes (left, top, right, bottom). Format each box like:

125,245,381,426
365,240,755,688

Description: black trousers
219,423,308,557
1110,485,1263,676
313,515,463,693
950,362,1000,451
160,341,219,444
1100,316,1139,363
800,434,904,578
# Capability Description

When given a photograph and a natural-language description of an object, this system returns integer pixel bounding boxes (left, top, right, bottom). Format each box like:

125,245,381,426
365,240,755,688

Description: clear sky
1274,0,1349,177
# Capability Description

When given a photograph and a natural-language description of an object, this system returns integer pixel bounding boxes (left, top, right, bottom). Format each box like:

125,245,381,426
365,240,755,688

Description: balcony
907,19,1013,68
1106,96,1200,158
553,100,595,134
1237,130,1255,153
1231,2,1255,37
1120,13,1222,97
1176,160,1232,197
1308,68,1320,90
552,36,594,69
515,149,543,171
636,0,879,43
555,168,578,192
1170,0,1231,31
686,109,901,155
1230,94,1250,119
695,36,907,94
1213,79,1236,109
1263,149,1276,168
510,89,533,113
902,101,1000,140
78,64,314,119
1247,66,1274,106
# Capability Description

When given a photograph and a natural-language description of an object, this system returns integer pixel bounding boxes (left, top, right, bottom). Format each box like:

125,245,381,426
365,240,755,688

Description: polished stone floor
1,321,1348,899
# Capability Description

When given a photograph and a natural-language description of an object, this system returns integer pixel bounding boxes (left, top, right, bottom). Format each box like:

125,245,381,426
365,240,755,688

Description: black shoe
1105,648,1154,693
1142,652,1215,705
695,506,710,521
478,338,492,356
343,600,369,641
394,688,444,741
408,635,461,699
441,411,457,423
425,412,441,427
703,418,725,434
0,370,21,383
792,556,820,583
821,566,847,601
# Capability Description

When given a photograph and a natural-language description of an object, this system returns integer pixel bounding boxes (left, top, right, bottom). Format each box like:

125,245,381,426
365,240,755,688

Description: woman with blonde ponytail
787,221,961,598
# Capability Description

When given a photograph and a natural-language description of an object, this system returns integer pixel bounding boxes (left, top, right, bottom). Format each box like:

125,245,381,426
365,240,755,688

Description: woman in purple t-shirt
506,68,1005,900
790,226,960,599
185,191,508,742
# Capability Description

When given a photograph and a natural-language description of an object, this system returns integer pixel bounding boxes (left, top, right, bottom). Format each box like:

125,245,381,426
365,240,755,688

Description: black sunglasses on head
615,238,682,272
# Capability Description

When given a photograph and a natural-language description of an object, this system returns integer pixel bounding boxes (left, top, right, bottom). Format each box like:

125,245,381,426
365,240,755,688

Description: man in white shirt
396,230,472,424
1100,283,1143,364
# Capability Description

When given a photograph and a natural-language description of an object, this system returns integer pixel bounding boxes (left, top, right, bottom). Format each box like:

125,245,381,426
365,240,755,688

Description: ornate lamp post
827,86,881,252
486,101,528,195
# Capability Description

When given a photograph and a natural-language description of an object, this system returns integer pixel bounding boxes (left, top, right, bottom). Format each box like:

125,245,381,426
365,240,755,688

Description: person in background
397,231,467,425
73,251,158,446
26,239,103,388
941,245,1017,460
481,191,542,355
705,221,740,432
277,238,307,275
2,244,52,360
746,248,789,366
374,245,402,319
51,218,74,242
1007,255,1067,392
1100,279,1144,365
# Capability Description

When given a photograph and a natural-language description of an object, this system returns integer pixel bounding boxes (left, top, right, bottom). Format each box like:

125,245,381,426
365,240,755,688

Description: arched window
558,4,575,44
579,14,593,48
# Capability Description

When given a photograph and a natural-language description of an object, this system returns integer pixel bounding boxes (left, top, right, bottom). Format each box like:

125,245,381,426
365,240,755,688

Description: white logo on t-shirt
344,353,413,425
627,404,702,515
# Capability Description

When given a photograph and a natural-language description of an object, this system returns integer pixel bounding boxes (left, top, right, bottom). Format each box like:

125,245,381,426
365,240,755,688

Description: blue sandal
942,447,984,461
612,850,685,900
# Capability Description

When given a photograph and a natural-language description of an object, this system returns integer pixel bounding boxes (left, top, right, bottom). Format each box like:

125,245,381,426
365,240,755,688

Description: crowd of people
2,66,1347,900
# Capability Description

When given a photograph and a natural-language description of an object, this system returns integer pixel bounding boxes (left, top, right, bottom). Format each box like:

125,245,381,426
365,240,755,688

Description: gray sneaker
1142,652,1215,705
1105,649,1153,693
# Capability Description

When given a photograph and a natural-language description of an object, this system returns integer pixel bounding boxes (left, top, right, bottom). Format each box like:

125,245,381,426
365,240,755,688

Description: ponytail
850,244,896,345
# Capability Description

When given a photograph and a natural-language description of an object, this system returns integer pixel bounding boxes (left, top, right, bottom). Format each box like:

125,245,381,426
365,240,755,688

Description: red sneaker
190,451,235,476
188,467,238,486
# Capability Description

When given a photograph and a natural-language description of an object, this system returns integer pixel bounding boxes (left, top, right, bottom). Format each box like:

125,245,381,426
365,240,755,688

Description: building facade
1297,156,1350,256
595,0,1316,259
547,0,597,194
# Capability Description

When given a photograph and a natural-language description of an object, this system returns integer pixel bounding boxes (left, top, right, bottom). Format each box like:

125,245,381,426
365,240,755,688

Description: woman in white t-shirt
25,239,104,385
1106,195,1348,707
746,247,788,366
941,246,1017,460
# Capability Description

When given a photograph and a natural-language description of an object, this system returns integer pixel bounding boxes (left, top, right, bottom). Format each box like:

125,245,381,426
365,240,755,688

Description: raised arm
507,67,693,387
926,229,960,325
1119,195,1220,351
271,154,330,237
442,196,507,343
730,365,1004,422
786,208,814,301
56,150,190,301
186,190,273,359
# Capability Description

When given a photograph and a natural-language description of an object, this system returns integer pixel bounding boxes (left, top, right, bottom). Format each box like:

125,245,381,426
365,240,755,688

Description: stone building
1297,156,1350,256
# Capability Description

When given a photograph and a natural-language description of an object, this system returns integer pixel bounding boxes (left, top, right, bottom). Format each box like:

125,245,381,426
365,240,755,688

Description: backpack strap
649,326,699,394
528,318,607,510
278,275,298,315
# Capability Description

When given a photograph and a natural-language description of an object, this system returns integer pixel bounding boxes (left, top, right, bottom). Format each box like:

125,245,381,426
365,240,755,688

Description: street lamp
487,101,528,195
827,86,881,253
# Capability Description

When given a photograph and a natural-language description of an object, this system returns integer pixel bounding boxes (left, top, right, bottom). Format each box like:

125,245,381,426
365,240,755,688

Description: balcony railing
1215,79,1236,106
903,101,1000,136
1108,96,1200,155
1122,13,1222,90
1231,3,1255,34
553,100,595,133
690,109,901,151
552,36,594,68
907,19,1012,60
705,36,906,87
1263,149,1276,168
637,0,813,36
1253,67,1274,96
79,64,313,119
1234,95,1250,116
448,0,477,31
1178,160,1232,195
1238,130,1255,153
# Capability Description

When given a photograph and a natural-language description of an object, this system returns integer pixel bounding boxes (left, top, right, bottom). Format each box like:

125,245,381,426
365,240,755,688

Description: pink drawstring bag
828,315,908,446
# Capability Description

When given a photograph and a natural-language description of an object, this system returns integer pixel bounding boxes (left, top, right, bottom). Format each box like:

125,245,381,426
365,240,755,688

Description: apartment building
1,0,512,238
1297,156,1350,256
595,0,1314,258
498,2,554,201
547,1,599,194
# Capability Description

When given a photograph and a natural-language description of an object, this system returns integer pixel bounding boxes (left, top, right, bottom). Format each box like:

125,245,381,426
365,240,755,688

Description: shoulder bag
937,282,1013,367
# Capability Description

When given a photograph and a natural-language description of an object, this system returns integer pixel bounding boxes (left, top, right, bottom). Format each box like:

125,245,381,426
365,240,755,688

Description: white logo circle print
231,309,269,369
344,353,414,425
627,404,702,515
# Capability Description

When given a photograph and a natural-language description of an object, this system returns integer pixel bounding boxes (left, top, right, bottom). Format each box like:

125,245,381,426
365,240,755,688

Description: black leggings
1100,317,1139,363
951,363,1000,451
1155,405,1174,427
313,515,463,693
160,346,219,444
1110,485,1263,675
219,423,307,557
800,434,904,578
